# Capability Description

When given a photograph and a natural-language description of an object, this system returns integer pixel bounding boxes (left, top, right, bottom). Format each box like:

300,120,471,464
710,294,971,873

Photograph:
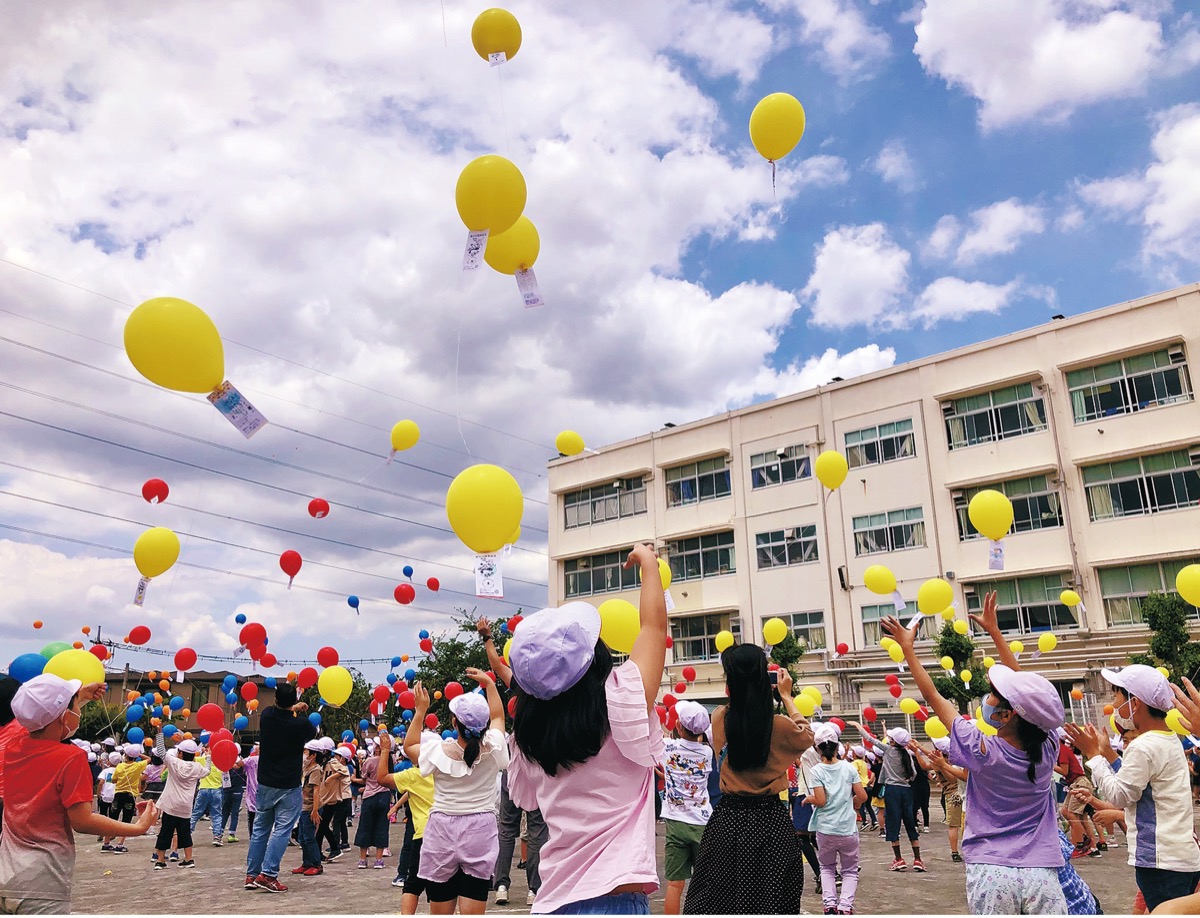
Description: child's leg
665,880,685,914
838,837,861,912
815,833,838,910
798,832,820,879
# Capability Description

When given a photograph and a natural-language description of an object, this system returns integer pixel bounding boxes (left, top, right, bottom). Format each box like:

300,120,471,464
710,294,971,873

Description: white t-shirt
421,728,509,816
157,756,213,819
98,767,117,803
661,738,713,826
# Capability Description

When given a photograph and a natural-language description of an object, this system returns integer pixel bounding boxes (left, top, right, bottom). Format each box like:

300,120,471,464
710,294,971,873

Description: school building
544,282,1200,723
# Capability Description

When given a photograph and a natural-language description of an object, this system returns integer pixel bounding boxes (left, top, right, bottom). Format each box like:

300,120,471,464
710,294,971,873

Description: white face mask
1113,698,1135,731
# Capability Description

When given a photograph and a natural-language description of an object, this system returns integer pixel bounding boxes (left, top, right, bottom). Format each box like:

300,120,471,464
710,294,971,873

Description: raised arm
465,667,505,731
881,615,959,729
403,682,429,766
375,732,398,791
625,543,668,708
476,619,513,688
967,591,1020,671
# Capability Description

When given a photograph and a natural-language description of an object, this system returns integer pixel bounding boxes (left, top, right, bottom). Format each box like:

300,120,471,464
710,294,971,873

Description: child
293,739,326,877
660,700,713,914
924,739,967,862
354,743,392,869
374,739,436,915
96,751,119,844
109,744,151,853
153,740,212,869
803,723,866,915
847,747,875,831
316,746,352,861
857,726,923,871
405,669,507,914
0,673,158,912
882,592,1068,915
189,750,226,846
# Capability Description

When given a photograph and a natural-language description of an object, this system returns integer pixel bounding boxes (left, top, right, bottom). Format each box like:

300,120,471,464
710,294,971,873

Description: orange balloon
181,708,191,719
32,620,43,629
434,691,443,700
183,732,193,740
287,671,297,682
127,691,139,702
148,671,158,680
122,636,129,643
1103,704,1114,715
150,717,161,727
82,626,91,635
159,680,170,692
72,641,83,649
153,693,163,704
1070,688,1083,700
143,738,153,747
401,654,409,663
247,699,259,711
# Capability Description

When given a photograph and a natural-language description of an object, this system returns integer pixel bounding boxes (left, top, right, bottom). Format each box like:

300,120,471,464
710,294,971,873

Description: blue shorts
791,799,814,832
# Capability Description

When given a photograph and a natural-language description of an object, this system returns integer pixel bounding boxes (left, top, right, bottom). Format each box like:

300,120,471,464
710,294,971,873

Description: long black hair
993,688,1047,783
722,644,774,772
454,718,483,768
513,640,613,777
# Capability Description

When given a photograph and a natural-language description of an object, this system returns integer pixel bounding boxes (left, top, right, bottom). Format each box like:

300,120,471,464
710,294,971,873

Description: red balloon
662,693,678,708
863,706,878,722
444,681,464,700
247,643,266,662
836,642,850,655
424,713,439,730
89,644,109,661
373,685,390,704
655,704,667,723
297,667,319,690
317,647,339,668
419,638,433,653
308,498,330,519
915,706,930,722
141,478,169,504
884,674,900,685
240,682,258,701
128,625,152,646
767,663,780,672
239,623,267,647
486,671,496,683
507,616,522,633
394,679,409,693
830,717,846,731
666,709,679,731
674,681,687,694
279,550,302,579
260,652,277,668
174,647,197,671
210,728,234,748
681,665,697,682
665,635,674,649
394,584,416,605
889,684,903,698
398,691,416,710
506,696,517,718
426,577,440,592
197,703,224,732
211,739,239,772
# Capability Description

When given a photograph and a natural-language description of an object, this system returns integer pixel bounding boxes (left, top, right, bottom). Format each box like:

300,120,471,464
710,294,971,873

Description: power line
100,638,434,670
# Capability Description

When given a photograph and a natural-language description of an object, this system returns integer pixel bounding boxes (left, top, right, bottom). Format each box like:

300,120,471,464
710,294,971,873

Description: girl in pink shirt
506,544,667,915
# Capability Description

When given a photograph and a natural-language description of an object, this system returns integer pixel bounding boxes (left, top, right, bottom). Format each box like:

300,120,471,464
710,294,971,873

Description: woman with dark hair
505,543,666,915
683,643,814,914
882,592,1068,915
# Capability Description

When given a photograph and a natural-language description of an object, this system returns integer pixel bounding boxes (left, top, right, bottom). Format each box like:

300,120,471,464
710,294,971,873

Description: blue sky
0,0,1197,673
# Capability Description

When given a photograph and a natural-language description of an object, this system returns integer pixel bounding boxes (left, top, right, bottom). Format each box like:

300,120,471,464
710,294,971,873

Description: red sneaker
889,858,907,871
253,874,288,893
303,867,323,876
291,865,308,875
244,875,257,890
912,859,927,872
1070,847,1090,860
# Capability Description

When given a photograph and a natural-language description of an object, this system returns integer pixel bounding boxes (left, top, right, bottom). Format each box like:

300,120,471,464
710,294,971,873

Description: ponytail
456,718,483,768
994,688,1048,783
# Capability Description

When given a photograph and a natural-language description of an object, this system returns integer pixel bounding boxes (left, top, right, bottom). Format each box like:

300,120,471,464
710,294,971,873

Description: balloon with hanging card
132,526,180,606
279,550,302,588
456,156,526,271
308,498,330,519
1031,632,1057,659
472,8,521,65
969,490,1013,571
141,478,169,504
486,215,543,308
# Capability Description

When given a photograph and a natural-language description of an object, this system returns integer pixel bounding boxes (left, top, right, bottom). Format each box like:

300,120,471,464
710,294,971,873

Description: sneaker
357,859,368,869
391,877,405,889
1070,846,1090,860
253,874,287,892
1097,843,1108,852
951,852,963,863
374,859,385,869
153,861,166,870
889,858,907,871
825,909,838,915
527,891,536,906
496,885,509,905
212,839,223,847
245,875,257,889
838,909,855,915
327,850,344,861
1087,847,1102,857
291,866,308,875
101,844,114,853
178,859,195,868
518,860,527,869
382,848,391,857
169,852,179,861
113,846,128,854
912,859,927,872
227,835,239,843
303,867,323,877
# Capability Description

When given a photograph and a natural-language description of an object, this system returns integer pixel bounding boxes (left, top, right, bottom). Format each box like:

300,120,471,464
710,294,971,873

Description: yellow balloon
455,155,526,234
795,694,816,717
960,670,973,683
390,420,420,451
318,665,353,707
863,565,896,595
44,648,105,685
1037,633,1058,654
953,620,968,635
801,686,824,706
918,578,954,616
975,707,998,736
939,656,954,671
813,450,848,490
502,637,513,663
124,297,224,394
983,656,996,669
924,716,949,740
508,525,521,545
968,489,1014,542
879,637,897,651
1166,708,1191,736
1109,713,1118,735
485,216,540,275
1059,590,1082,607
748,92,806,161
471,8,522,62
940,607,956,621
598,599,640,654
1009,640,1025,654
1176,564,1200,607
1157,666,1170,678
133,527,181,579
715,630,735,652
899,697,919,715
445,464,524,553
554,430,585,456
763,617,788,646
887,645,904,663
658,557,672,590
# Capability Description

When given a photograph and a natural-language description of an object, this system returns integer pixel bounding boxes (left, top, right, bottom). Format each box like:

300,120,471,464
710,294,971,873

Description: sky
1,0,1198,679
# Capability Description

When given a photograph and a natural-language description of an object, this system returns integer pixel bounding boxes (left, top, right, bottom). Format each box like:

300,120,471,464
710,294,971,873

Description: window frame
563,477,648,529
665,456,732,508
845,419,916,470
1066,348,1193,424
955,475,1064,541
666,531,736,583
754,525,819,569
1082,450,1200,522
964,573,1078,635
852,506,926,556
943,382,1048,450
764,611,826,651
749,446,812,490
670,613,739,664
563,547,637,598
1098,558,1200,627
861,602,938,645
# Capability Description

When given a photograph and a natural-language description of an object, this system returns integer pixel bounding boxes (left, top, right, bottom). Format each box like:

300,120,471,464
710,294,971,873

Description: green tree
1129,591,1200,686
930,622,988,713
768,631,804,679
78,702,125,743
410,610,500,731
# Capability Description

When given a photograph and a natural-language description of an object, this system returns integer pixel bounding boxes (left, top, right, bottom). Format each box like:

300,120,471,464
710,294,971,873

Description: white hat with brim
177,739,199,754
673,700,711,736
1101,664,1174,713
12,673,82,732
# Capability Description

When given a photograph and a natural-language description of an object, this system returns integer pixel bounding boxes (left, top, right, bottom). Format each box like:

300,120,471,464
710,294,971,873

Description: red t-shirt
0,735,94,901
1057,743,1085,783
0,720,29,799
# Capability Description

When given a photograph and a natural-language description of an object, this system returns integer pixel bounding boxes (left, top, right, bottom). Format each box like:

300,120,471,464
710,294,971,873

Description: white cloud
1057,207,1086,232
1077,174,1150,213
914,0,1170,128
803,223,911,329
911,277,1021,327
1142,104,1200,264
872,140,920,192
761,0,891,80
924,215,961,259
955,198,1047,264
733,345,898,401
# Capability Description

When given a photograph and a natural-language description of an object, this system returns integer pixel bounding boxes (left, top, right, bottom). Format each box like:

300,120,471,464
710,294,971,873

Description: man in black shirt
244,682,316,892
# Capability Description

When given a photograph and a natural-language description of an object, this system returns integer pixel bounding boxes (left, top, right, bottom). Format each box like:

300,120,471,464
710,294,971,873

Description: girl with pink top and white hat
506,543,667,915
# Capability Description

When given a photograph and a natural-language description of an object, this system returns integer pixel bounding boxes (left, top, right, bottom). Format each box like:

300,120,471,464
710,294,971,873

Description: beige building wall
546,283,1200,719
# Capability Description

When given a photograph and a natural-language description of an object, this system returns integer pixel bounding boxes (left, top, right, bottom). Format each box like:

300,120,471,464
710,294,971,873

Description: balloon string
771,160,776,199
497,66,511,155
454,313,472,457
440,0,447,46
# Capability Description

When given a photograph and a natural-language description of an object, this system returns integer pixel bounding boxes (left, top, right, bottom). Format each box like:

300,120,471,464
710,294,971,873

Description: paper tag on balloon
463,230,488,270
664,589,675,612
175,670,184,683
516,268,544,308
891,591,906,612
133,577,149,607
475,553,503,598
489,51,507,66
502,543,513,559
208,381,268,439
988,539,1005,571
905,610,923,631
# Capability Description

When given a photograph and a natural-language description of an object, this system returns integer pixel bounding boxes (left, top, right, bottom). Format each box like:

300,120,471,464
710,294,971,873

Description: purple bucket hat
509,602,603,701
987,664,1065,732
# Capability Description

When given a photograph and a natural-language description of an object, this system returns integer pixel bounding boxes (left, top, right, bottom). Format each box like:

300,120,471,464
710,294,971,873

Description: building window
943,382,1047,450
861,603,938,645
667,531,736,582
955,475,1063,541
766,611,826,650
1066,347,1193,424
563,477,648,529
750,446,812,489
670,613,740,663
845,419,915,469
1099,558,1200,627
1083,450,1200,521
852,507,926,556
965,574,1077,634
665,457,731,508
563,548,636,598
755,525,819,569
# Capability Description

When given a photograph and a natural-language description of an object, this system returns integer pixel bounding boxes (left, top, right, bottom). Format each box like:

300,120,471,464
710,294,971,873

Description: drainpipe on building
1041,381,1086,627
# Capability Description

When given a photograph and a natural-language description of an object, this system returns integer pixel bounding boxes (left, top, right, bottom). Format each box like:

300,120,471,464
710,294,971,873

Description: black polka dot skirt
683,792,804,915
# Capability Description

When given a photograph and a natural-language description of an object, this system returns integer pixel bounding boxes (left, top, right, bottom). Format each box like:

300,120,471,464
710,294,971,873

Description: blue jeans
190,788,225,839
246,785,303,879
297,810,322,869
551,893,650,914
882,784,919,845
220,788,244,837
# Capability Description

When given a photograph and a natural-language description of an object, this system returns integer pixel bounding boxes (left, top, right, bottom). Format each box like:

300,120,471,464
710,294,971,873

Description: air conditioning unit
962,585,977,598
941,403,955,418
1168,345,1186,365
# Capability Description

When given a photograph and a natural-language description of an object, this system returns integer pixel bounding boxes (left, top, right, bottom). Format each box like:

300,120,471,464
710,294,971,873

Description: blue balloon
499,622,509,634
318,697,328,707
8,653,47,684
126,727,144,744
342,730,354,741
450,730,459,740
235,613,247,624
125,705,145,723
163,725,178,738
403,565,414,579
152,706,163,718
348,595,360,609
309,713,322,726
264,676,276,689
223,674,236,688
358,719,369,731
264,637,269,645
225,692,237,704
404,668,415,682
392,725,404,736
142,695,155,706
233,715,249,730
198,732,211,744
441,729,453,740
168,695,185,710
402,709,413,722
418,629,429,640
390,656,401,668
386,673,398,685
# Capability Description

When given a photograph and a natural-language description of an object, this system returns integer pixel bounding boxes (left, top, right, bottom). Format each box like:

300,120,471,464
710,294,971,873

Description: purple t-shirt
949,717,1063,868
242,756,260,812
